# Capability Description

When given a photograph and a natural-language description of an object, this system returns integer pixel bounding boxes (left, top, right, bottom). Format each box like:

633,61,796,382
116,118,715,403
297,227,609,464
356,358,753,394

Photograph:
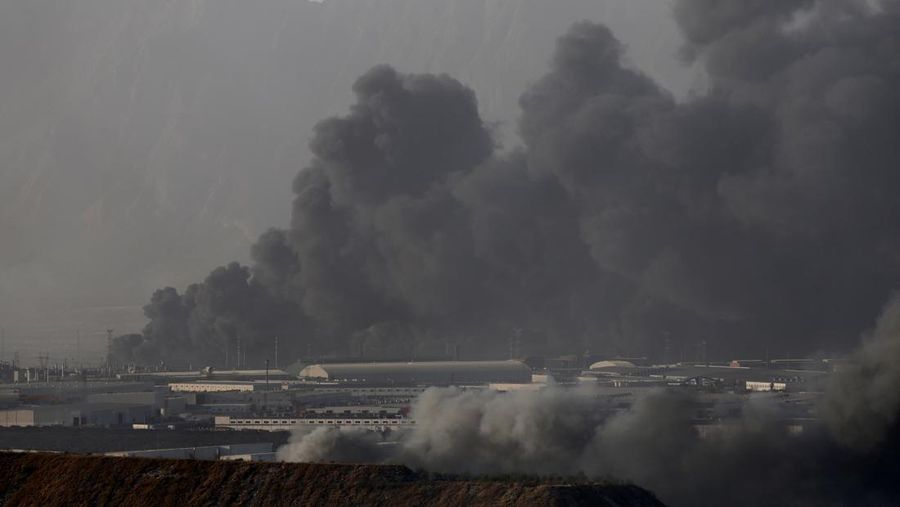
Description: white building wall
169,383,256,393
0,409,35,427
746,381,787,392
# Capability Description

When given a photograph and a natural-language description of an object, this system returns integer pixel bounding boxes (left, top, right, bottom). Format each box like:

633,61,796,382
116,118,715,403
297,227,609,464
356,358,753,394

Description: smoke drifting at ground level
279,297,900,507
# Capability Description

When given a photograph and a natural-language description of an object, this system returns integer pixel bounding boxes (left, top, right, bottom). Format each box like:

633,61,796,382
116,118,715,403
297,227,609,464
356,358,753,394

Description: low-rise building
215,415,416,432
86,390,165,409
169,381,281,393
746,381,787,392
106,443,273,460
0,403,155,427
299,360,533,385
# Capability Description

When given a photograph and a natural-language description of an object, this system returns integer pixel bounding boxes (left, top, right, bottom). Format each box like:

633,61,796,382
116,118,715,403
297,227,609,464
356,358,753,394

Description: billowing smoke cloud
278,298,900,505
124,0,900,367
113,262,306,367
277,426,397,465
822,294,900,451
277,388,898,506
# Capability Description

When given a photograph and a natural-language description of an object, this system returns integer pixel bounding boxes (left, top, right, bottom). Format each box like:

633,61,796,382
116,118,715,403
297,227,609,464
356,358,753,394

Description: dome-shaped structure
588,360,637,370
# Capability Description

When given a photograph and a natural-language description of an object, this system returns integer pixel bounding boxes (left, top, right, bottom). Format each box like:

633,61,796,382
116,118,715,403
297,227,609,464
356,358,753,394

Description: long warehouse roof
299,360,532,384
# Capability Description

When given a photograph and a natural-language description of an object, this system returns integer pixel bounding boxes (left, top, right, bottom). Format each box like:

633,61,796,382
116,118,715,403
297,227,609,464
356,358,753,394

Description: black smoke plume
123,0,900,367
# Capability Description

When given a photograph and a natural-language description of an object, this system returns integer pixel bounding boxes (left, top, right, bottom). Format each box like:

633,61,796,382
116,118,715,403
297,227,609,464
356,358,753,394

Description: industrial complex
297,360,533,384
0,352,836,458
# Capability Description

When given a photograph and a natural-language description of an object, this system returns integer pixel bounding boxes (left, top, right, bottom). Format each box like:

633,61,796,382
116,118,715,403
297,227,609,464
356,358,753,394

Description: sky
0,0,689,364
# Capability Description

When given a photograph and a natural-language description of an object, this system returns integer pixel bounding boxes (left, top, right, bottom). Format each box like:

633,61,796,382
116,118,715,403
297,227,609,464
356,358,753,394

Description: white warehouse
298,360,532,385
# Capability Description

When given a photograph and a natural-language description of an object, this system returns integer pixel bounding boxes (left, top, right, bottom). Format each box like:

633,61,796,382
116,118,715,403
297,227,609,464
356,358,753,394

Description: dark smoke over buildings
118,0,900,367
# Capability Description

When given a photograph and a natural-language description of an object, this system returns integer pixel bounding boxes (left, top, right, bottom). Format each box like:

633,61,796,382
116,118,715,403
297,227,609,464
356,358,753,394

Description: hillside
0,452,665,506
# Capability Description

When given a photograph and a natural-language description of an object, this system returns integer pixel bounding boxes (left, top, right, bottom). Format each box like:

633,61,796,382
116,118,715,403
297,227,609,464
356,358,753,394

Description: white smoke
278,386,798,505
279,303,900,506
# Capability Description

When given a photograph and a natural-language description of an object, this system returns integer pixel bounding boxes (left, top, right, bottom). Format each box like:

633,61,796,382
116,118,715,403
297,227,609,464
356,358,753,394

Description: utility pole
38,354,49,383
264,359,270,415
76,329,81,372
663,333,671,366
1,326,5,364
510,328,522,360
663,333,671,379
274,337,278,370
106,329,114,378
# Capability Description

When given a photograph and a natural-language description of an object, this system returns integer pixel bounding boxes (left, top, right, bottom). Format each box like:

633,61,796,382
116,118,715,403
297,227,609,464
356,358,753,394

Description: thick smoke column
126,0,900,367
279,299,900,505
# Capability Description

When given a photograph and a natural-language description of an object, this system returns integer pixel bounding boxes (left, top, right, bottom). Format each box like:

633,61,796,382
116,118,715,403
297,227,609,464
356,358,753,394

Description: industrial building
0,403,154,427
169,381,282,393
588,360,641,373
106,443,273,461
215,415,417,432
86,390,164,407
199,403,254,414
745,381,788,392
312,386,426,398
298,360,532,385
117,369,294,382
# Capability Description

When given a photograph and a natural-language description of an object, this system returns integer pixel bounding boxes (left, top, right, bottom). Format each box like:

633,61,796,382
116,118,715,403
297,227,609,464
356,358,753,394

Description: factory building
0,405,75,427
299,360,532,385
86,390,165,408
199,403,254,414
306,405,405,417
583,361,830,392
118,369,293,382
313,386,426,398
588,360,640,372
169,381,282,393
106,443,273,461
0,403,154,427
745,381,788,392
215,415,417,432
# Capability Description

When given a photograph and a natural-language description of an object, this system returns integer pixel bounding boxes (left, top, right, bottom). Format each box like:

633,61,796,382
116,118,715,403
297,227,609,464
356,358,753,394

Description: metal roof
589,360,638,370
299,360,532,384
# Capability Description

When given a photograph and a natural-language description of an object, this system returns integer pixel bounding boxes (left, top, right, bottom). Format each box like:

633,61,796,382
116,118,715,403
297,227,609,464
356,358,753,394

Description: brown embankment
0,452,665,506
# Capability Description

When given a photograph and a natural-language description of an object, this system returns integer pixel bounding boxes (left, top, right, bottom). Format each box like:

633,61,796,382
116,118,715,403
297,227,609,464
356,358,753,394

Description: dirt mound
0,452,664,506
